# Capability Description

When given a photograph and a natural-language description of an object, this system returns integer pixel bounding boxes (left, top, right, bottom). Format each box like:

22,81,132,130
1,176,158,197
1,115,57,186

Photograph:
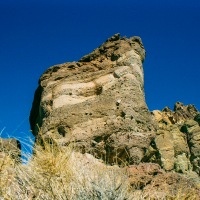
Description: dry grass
0,135,134,200
0,135,199,199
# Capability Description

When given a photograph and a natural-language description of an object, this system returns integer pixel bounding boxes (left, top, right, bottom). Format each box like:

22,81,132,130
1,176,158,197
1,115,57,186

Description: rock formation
0,138,21,163
148,102,200,177
127,163,200,198
152,102,198,126
29,34,200,195
30,33,156,165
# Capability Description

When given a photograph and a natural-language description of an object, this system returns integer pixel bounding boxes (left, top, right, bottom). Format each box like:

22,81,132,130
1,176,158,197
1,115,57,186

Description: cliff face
149,102,200,175
30,33,156,165
29,34,200,195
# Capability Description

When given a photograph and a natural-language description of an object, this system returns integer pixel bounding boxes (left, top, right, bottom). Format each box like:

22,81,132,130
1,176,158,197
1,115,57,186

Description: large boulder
30,33,156,165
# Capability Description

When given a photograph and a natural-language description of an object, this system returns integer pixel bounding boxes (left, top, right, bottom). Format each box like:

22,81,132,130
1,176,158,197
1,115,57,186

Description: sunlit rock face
30,33,156,165
148,102,200,176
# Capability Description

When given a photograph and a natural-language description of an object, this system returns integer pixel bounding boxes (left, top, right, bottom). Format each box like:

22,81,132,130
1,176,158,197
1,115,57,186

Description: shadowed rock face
0,138,21,163
30,33,156,165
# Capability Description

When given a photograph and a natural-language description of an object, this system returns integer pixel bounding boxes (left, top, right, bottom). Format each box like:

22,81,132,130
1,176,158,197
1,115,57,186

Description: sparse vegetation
0,134,199,199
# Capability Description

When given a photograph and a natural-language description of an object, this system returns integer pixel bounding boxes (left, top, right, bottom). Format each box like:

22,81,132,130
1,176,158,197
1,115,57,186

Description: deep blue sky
0,0,200,147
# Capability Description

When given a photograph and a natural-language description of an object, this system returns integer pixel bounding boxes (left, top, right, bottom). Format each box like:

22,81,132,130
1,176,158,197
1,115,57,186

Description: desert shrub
0,134,199,199
0,134,133,199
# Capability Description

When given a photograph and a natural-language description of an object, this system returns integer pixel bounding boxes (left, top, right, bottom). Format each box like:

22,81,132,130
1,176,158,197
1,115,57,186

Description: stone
148,102,199,173
127,163,200,198
28,34,200,196
145,125,191,172
154,130,175,171
30,34,156,165
127,163,163,189
142,172,200,199
194,112,200,125
152,102,198,126
0,138,21,163
181,119,200,175
175,153,191,173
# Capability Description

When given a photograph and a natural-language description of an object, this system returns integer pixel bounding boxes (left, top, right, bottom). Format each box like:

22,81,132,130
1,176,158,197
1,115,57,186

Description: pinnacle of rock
30,33,155,165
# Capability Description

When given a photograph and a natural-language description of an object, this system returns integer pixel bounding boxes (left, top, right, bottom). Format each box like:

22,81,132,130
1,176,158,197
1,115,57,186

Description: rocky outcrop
127,163,200,198
0,138,21,163
30,33,156,165
152,102,198,126
181,119,200,175
28,33,200,196
147,102,200,176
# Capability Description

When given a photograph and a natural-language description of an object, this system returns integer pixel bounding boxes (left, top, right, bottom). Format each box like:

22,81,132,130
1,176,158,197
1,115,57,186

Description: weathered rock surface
147,102,200,177
152,102,198,126
181,119,200,175
68,153,200,198
29,34,200,196
0,138,21,163
127,163,200,198
30,33,156,165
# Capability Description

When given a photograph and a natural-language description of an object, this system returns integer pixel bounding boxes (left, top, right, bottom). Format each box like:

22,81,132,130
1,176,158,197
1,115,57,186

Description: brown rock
152,102,198,126
127,163,200,198
30,34,156,165
144,125,191,172
154,129,175,171
148,102,199,173
194,112,200,125
127,163,163,189
143,172,200,199
0,138,21,163
181,119,200,175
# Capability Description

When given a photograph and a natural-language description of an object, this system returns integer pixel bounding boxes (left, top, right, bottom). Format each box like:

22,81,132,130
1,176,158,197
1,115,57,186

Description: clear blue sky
0,0,200,149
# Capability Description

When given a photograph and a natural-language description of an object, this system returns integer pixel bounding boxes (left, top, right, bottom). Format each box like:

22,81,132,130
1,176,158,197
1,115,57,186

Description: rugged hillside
30,33,156,165
28,34,200,198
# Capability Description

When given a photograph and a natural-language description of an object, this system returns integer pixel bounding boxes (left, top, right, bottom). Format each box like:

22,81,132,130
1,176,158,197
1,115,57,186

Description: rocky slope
29,34,200,195
30,33,156,165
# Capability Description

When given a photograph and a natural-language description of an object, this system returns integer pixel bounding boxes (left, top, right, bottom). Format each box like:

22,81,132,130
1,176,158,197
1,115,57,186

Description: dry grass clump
0,135,200,199
0,152,16,198
0,135,134,199
0,138,19,198
15,141,73,199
